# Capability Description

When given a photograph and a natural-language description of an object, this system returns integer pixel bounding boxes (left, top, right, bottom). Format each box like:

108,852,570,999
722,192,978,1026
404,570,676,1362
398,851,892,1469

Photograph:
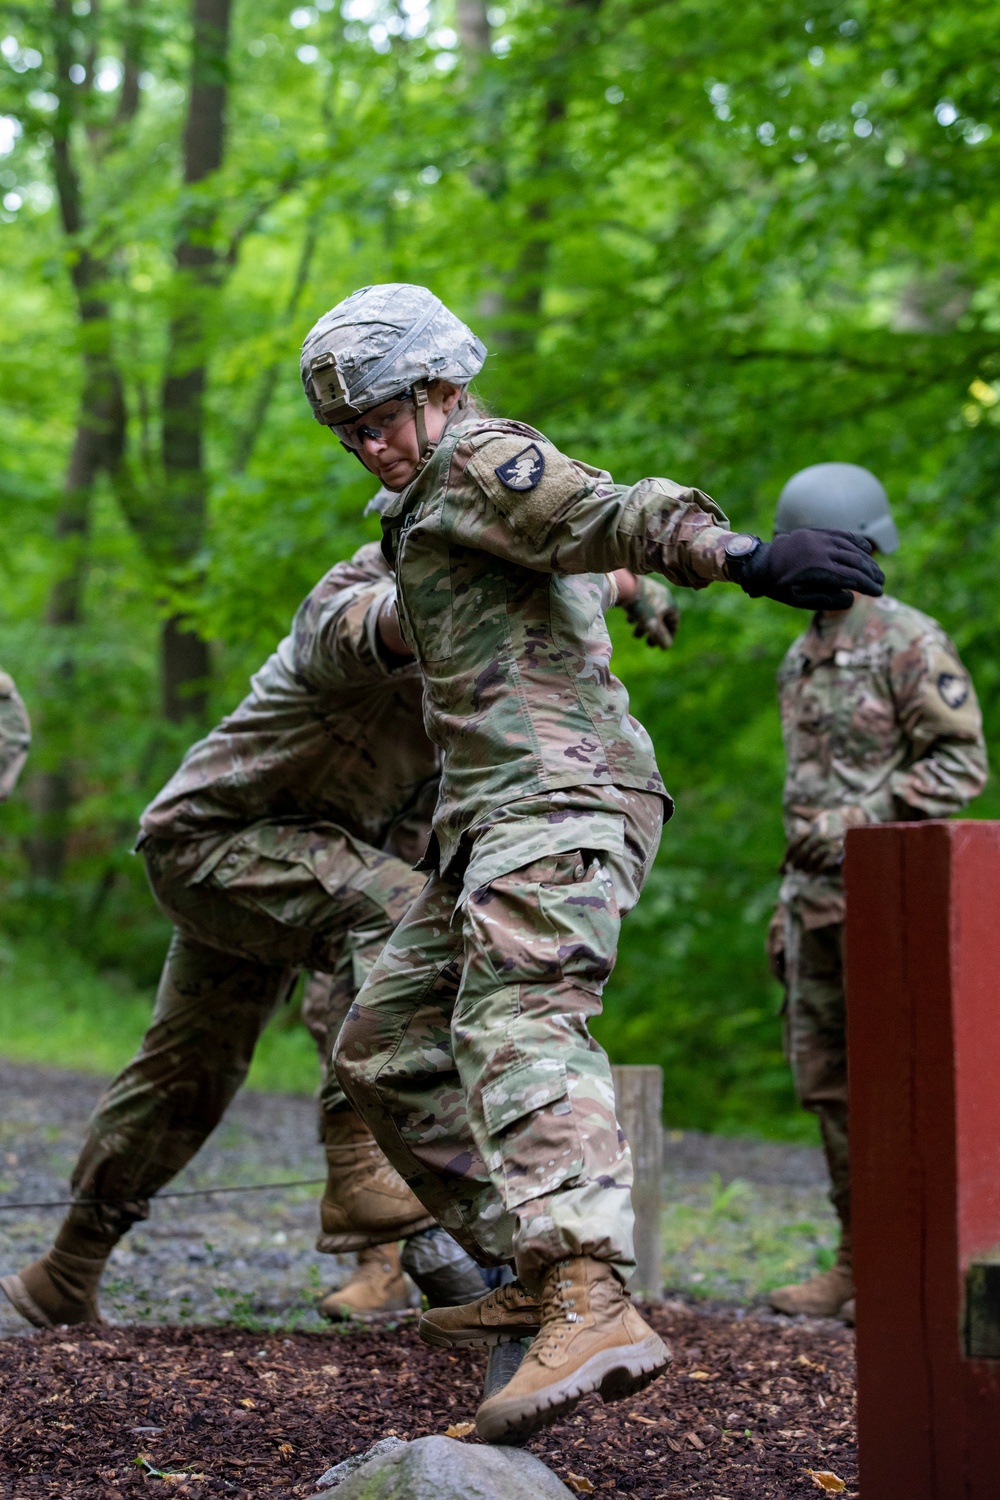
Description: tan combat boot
768,1236,854,1318
317,1242,413,1321
316,1111,434,1253
839,1297,855,1325
0,1224,114,1329
475,1257,670,1445
419,1278,543,1348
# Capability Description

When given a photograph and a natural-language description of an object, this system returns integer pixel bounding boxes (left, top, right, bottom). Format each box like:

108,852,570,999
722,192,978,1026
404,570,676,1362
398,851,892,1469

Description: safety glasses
333,395,415,452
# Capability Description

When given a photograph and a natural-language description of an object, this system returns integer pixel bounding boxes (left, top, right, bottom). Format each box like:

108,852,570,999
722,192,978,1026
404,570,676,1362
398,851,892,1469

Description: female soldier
302,283,883,1443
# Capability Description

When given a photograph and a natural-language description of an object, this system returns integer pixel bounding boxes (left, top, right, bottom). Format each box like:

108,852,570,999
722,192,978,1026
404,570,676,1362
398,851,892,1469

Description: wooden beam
612,1064,663,1300
845,820,1000,1498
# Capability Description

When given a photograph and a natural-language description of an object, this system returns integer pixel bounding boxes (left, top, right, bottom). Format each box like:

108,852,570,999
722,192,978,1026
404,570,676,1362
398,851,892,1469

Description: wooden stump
612,1064,663,1300
845,820,1000,1499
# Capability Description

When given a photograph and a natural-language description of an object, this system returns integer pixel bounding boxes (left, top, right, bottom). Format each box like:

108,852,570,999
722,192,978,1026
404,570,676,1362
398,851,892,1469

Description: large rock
308,1434,576,1499
314,1437,407,1491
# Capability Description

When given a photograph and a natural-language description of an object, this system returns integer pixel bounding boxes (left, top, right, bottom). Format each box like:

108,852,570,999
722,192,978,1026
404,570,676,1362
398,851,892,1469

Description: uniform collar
798,593,878,665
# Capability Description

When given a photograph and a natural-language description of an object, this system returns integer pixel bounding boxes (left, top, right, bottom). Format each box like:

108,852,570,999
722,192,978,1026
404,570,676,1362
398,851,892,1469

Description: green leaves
0,0,996,1131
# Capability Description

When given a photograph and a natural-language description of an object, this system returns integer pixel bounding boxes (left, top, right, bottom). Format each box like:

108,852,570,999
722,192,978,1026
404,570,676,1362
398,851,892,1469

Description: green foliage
660,1171,840,1302
0,0,996,1134
0,937,323,1094
0,936,156,1075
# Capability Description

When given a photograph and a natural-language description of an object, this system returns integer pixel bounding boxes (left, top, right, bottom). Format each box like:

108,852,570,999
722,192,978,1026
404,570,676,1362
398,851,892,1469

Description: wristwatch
723,533,761,559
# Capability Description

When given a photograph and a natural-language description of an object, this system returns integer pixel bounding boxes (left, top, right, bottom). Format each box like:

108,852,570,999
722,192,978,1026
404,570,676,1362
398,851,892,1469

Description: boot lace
531,1267,582,1360
485,1278,535,1313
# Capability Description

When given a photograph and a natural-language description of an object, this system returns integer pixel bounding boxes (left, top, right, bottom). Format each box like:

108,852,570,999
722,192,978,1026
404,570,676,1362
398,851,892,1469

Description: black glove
729,529,884,610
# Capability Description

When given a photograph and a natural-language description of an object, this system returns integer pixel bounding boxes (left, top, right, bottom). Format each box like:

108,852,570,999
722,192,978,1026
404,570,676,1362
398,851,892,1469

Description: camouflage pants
779,908,850,1235
335,788,664,1291
300,970,357,1119
66,821,424,1240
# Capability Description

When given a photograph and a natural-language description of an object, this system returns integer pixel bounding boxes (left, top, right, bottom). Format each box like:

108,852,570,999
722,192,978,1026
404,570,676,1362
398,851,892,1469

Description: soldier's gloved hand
730,529,884,610
625,576,680,651
785,805,869,873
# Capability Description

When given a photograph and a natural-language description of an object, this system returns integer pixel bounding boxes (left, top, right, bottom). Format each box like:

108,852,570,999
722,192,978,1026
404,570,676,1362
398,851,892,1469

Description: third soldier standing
766,463,988,1321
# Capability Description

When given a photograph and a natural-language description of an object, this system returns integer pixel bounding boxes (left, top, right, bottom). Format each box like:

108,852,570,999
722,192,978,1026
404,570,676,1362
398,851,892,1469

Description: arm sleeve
885,630,989,817
0,670,30,801
291,543,401,690
600,573,621,610
462,435,735,587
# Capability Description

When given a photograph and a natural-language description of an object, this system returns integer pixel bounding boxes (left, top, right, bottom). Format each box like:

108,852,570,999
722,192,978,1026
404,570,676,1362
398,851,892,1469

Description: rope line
0,1177,326,1212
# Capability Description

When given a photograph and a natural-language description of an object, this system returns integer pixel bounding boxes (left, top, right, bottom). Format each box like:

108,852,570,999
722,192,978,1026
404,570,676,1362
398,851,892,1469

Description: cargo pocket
202,837,261,888
535,858,619,987
206,822,380,898
465,854,620,994
480,1058,584,1210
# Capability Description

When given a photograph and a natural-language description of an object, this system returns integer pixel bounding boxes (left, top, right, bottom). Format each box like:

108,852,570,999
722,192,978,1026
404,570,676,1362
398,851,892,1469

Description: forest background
0,0,997,1141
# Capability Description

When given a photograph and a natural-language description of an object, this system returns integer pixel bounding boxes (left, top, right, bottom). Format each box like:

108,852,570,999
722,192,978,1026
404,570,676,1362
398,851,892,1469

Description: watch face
724,533,758,558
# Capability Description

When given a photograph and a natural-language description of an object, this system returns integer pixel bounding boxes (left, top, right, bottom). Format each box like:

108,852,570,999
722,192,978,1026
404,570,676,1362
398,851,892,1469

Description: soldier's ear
430,380,462,413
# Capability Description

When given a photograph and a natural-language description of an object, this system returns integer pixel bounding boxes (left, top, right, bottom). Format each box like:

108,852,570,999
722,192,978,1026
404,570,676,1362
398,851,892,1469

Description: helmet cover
301,283,487,425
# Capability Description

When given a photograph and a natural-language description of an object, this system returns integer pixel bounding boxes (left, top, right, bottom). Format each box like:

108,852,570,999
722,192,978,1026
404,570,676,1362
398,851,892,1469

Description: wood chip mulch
0,1302,856,1498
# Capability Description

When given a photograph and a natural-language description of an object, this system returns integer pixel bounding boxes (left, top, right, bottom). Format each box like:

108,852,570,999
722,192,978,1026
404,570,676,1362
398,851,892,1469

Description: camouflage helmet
300,283,487,427
774,462,899,554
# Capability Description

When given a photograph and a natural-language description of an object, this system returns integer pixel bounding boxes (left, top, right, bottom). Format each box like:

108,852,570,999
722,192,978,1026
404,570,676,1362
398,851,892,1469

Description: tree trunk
25,0,127,881
115,0,144,127
457,0,491,55
486,0,601,369
158,0,232,723
458,0,506,209
26,370,124,880
232,214,320,473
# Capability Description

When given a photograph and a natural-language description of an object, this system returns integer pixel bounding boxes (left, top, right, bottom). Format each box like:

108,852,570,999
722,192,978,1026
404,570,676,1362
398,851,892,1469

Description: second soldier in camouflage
0,545,443,1330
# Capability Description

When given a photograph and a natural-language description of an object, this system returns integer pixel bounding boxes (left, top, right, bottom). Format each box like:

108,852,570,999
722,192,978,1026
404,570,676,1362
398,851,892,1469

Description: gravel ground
663,1130,827,1189
0,1060,360,1339
0,1060,837,1335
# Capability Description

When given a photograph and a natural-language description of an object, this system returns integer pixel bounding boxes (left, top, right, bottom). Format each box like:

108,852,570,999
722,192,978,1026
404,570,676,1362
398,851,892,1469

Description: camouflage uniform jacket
141,544,439,857
379,411,737,871
779,592,988,926
0,666,30,801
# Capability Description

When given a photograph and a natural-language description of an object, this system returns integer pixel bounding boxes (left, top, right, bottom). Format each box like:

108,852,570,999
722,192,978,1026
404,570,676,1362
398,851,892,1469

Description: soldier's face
344,383,461,490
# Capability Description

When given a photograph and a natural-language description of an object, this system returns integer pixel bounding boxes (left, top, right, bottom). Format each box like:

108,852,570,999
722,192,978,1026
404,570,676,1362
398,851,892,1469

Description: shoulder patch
937,671,969,710
494,443,545,492
465,434,590,544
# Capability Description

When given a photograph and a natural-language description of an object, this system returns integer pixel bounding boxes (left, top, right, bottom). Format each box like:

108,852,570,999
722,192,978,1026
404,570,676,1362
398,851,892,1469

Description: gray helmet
300,283,487,427
774,462,899,554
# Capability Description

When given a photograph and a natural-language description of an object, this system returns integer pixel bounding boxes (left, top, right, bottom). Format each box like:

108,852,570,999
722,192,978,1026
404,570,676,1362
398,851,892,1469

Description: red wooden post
845,820,1000,1499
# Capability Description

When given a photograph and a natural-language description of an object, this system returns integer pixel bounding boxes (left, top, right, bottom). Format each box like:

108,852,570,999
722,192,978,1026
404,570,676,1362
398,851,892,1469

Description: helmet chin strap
410,380,439,480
